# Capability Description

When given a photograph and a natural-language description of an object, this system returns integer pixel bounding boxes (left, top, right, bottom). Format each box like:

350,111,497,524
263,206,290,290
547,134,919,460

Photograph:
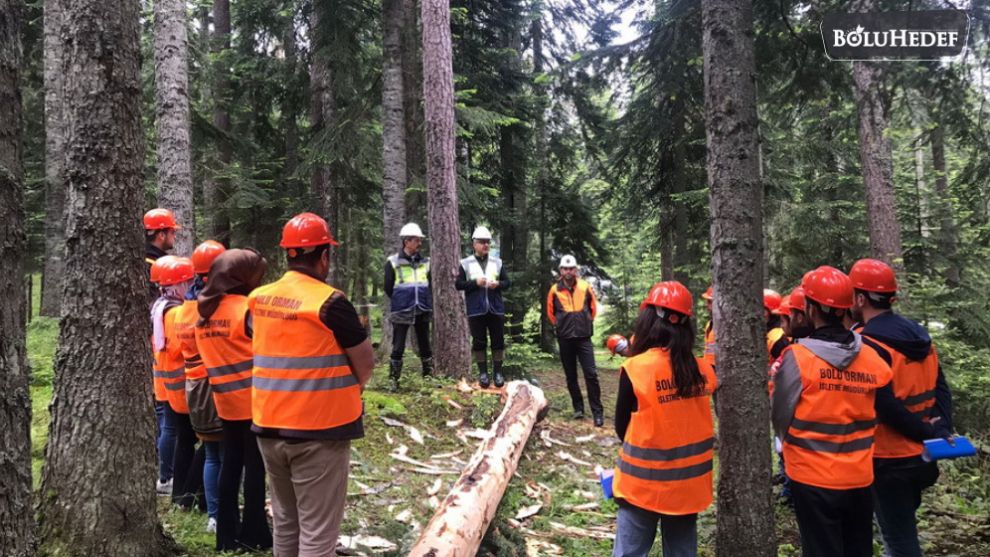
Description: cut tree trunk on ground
408,381,548,557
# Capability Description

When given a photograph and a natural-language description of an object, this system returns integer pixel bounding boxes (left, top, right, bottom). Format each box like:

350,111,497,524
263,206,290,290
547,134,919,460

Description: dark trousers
390,313,432,361
558,337,602,416
872,459,939,557
216,419,272,551
790,480,873,557
468,312,505,354
168,407,205,510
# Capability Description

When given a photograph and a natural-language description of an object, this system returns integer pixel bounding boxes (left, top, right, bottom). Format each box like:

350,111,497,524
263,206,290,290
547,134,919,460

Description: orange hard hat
701,286,713,301
786,286,806,314
280,212,338,249
763,289,782,312
606,334,629,355
158,256,195,286
642,281,694,317
801,266,853,309
144,208,181,231
849,258,897,293
192,240,226,274
150,255,178,284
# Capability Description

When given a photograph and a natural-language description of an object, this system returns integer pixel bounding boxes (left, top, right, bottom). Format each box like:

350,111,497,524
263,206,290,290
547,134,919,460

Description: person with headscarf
195,249,273,551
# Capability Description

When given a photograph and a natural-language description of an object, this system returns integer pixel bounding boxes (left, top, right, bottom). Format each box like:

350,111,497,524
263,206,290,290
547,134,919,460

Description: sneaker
206,517,217,533
156,479,172,496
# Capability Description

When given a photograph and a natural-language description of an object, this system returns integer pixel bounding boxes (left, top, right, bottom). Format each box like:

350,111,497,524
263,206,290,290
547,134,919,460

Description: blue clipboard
600,469,614,500
922,436,977,462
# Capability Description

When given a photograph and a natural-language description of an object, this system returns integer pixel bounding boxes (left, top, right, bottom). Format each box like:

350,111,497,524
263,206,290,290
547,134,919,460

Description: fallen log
408,381,548,557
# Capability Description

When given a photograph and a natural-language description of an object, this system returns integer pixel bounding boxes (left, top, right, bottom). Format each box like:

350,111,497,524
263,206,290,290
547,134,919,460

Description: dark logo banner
821,10,969,61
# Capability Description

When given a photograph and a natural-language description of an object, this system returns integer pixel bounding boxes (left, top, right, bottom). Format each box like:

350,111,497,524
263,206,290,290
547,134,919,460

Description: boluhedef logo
821,10,969,61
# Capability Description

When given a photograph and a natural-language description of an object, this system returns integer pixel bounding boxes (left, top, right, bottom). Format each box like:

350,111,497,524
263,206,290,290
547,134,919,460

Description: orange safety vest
196,294,254,421
248,271,362,431
613,348,717,515
865,337,939,459
703,322,716,368
175,301,207,381
782,343,892,490
157,307,189,413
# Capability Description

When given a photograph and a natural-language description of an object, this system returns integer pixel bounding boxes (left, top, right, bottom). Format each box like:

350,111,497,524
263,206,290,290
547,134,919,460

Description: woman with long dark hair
612,281,717,557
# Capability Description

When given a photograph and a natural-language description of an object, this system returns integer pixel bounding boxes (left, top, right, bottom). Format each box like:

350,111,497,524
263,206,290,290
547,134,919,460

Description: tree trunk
154,0,195,254
38,0,171,553
380,0,408,359
499,123,528,342
41,0,66,317
422,0,470,376
409,382,548,556
208,0,232,244
282,20,300,196
0,1,34,552
930,123,960,287
701,0,776,553
532,14,555,353
402,0,426,223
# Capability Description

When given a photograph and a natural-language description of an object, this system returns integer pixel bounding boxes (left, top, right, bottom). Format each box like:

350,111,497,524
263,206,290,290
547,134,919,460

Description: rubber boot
478,360,490,389
493,360,505,388
421,357,433,377
389,360,402,392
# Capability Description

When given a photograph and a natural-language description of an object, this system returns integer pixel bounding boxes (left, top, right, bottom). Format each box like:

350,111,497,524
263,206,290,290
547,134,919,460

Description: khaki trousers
257,438,351,557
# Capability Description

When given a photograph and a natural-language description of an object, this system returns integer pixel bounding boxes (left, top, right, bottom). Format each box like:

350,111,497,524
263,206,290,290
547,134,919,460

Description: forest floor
24,276,990,556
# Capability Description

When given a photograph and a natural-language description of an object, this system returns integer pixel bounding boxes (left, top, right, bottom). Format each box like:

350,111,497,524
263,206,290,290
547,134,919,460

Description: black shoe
479,372,491,389
421,357,434,377
493,372,505,388
593,414,604,427
388,360,402,392
572,410,585,420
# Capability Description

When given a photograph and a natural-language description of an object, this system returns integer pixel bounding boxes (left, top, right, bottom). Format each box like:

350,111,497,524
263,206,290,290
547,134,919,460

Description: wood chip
575,434,595,443
428,495,440,509
445,418,463,428
407,426,425,445
556,450,592,467
457,378,474,392
395,509,413,523
427,478,443,496
540,429,572,447
514,503,542,521
564,502,600,511
381,416,407,428
445,398,463,410
549,521,615,540
339,534,397,551
430,450,463,460
463,428,492,440
385,432,394,445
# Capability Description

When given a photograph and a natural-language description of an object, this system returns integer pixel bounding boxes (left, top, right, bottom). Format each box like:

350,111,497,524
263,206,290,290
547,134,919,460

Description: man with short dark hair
145,208,180,303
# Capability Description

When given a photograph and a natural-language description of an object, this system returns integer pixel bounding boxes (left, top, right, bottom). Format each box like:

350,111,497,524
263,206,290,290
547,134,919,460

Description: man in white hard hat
456,226,511,388
384,223,433,391
546,255,603,426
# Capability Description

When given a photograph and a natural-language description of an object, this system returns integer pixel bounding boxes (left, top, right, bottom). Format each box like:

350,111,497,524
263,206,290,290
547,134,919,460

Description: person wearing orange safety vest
173,240,226,533
247,212,375,555
764,289,790,364
547,255,603,426
612,281,717,557
849,259,952,557
771,266,892,557
145,208,181,304
152,256,205,510
196,248,272,551
150,256,178,496
701,286,716,369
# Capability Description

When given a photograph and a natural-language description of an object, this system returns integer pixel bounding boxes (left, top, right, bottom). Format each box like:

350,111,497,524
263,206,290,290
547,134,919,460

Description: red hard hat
763,289,782,312
701,286,713,301
787,286,806,314
144,208,181,231
606,334,628,355
642,281,694,316
150,255,178,284
192,240,226,274
280,212,338,249
849,258,897,293
158,256,195,286
801,266,853,309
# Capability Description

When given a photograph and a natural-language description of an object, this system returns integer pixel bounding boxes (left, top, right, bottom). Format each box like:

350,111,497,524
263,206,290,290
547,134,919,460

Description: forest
1,0,990,555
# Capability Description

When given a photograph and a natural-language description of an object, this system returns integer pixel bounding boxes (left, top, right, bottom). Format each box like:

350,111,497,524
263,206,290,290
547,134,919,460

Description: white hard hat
559,255,578,268
472,226,493,241
399,222,424,238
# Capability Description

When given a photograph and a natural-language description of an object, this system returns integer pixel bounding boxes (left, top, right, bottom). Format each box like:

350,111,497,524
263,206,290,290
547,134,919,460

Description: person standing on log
248,212,375,555
612,281,717,557
384,222,433,391
547,255,603,426
196,248,273,551
456,226,511,388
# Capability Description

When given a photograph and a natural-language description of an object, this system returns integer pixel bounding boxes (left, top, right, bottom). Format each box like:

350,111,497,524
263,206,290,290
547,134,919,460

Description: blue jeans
203,441,223,519
613,503,697,557
872,459,939,557
155,401,175,483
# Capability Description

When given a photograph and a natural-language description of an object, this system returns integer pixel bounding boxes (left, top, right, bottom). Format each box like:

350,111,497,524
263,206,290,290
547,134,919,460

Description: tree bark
207,0,232,244
282,20,300,195
41,0,66,316
380,0,409,359
402,0,426,222
701,0,775,553
154,0,195,254
532,14,555,353
37,0,171,553
0,1,34,552
930,122,960,287
409,382,548,556
422,0,470,376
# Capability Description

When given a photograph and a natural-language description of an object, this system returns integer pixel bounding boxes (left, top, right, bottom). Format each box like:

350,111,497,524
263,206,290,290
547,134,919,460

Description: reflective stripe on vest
865,336,939,458
612,348,717,515
195,294,255,421
248,271,362,431
157,308,189,413
460,256,503,316
782,343,891,490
